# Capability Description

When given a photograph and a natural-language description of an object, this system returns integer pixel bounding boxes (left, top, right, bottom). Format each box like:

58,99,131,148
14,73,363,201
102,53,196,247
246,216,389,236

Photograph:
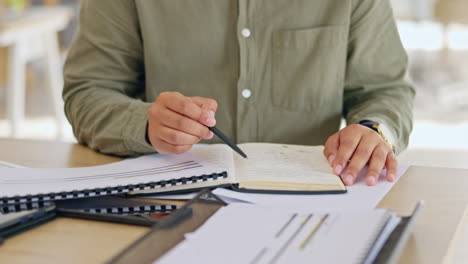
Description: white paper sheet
156,204,395,264
212,164,410,209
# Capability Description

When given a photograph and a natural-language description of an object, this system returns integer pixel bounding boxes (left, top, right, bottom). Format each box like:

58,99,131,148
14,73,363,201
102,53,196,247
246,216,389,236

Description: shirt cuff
122,101,156,155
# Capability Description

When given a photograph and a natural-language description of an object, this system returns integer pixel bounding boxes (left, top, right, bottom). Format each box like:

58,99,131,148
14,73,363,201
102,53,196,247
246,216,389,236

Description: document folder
107,189,422,264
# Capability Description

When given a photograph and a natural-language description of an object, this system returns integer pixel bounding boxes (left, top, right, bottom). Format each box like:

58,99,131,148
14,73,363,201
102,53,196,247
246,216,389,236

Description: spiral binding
82,204,180,215
0,172,227,214
0,202,180,215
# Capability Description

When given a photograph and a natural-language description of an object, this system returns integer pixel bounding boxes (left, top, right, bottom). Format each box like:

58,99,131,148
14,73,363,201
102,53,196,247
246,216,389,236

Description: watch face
359,121,380,134
360,120,379,126
360,121,378,128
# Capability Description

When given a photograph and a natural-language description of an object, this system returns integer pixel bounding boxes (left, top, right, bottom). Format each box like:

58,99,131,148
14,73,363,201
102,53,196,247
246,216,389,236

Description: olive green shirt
63,0,415,156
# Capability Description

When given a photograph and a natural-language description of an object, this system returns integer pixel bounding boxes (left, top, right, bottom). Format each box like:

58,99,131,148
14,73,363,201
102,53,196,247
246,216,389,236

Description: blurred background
0,0,467,158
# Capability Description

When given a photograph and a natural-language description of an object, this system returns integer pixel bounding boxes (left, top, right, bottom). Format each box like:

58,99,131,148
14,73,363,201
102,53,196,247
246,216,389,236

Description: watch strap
359,120,396,153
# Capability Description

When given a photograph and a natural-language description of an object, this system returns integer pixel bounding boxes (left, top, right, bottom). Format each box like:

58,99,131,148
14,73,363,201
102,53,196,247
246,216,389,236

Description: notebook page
0,152,229,198
156,204,392,264
233,143,341,185
188,144,236,179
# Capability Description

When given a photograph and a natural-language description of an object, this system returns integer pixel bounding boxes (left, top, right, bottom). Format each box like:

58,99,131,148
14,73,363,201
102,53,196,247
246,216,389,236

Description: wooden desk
0,138,467,264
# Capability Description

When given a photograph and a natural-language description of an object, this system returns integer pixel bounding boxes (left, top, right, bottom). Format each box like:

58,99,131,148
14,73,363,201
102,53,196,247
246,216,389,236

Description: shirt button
242,89,252,99
241,28,251,38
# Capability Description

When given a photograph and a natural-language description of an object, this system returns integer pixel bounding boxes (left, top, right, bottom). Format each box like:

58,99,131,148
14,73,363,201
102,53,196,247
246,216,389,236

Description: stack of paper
156,204,401,264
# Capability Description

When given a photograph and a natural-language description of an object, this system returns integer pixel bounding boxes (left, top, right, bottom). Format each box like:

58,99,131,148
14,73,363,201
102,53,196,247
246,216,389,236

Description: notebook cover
229,184,347,195
128,183,347,197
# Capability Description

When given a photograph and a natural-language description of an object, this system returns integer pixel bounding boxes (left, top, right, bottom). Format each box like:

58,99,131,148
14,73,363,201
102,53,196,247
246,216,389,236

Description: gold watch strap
371,124,395,153
359,121,395,153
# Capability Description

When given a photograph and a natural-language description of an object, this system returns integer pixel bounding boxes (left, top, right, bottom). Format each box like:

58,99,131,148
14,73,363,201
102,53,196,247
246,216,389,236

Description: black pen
56,208,158,227
208,126,248,159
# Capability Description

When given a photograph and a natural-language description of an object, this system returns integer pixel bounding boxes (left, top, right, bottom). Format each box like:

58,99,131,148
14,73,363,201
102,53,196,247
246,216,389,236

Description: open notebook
0,143,345,213
133,143,346,195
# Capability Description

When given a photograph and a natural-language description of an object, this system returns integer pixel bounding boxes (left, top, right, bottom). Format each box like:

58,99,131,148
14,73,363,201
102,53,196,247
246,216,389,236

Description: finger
366,145,389,186
156,108,213,139
190,97,218,112
332,132,362,176
158,126,203,145
150,137,193,154
160,92,216,127
385,152,398,182
188,96,217,136
342,138,377,186
324,133,339,165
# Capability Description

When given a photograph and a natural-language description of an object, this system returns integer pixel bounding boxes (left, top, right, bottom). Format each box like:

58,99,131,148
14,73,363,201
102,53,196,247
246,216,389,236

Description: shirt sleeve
344,0,416,154
63,0,155,156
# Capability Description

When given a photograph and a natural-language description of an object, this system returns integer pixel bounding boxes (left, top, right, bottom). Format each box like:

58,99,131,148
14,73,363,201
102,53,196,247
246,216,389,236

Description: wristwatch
359,120,395,153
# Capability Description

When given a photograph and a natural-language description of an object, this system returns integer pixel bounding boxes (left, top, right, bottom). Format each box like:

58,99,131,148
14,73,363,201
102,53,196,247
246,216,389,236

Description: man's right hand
147,91,218,154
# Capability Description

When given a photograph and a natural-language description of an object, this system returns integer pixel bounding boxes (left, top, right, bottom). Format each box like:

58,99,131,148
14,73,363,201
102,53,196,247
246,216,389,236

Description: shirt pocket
271,26,347,112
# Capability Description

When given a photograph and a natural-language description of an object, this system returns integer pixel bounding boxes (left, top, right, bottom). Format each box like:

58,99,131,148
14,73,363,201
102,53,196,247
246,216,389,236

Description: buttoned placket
236,0,255,143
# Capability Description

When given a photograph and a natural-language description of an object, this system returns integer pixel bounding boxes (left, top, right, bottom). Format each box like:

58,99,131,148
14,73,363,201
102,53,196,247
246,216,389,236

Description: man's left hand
323,124,397,186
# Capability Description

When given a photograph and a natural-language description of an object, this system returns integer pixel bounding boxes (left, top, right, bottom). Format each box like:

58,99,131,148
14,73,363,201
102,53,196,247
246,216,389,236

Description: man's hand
323,124,397,186
147,91,218,154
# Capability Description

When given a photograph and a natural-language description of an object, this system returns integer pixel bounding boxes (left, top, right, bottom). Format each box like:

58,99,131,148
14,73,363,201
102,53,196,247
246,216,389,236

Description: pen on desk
208,126,248,159
56,208,158,227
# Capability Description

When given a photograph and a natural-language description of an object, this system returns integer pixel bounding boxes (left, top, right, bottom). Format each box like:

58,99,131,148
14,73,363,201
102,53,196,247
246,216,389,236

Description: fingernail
345,175,354,186
205,111,216,126
367,176,376,186
334,165,343,175
206,118,216,126
328,154,335,165
207,131,214,139
388,174,396,182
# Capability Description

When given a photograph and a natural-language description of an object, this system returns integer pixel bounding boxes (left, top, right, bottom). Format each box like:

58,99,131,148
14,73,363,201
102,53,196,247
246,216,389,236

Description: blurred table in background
435,0,468,25
400,148,468,170
391,0,468,24
390,0,437,21
0,7,72,139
